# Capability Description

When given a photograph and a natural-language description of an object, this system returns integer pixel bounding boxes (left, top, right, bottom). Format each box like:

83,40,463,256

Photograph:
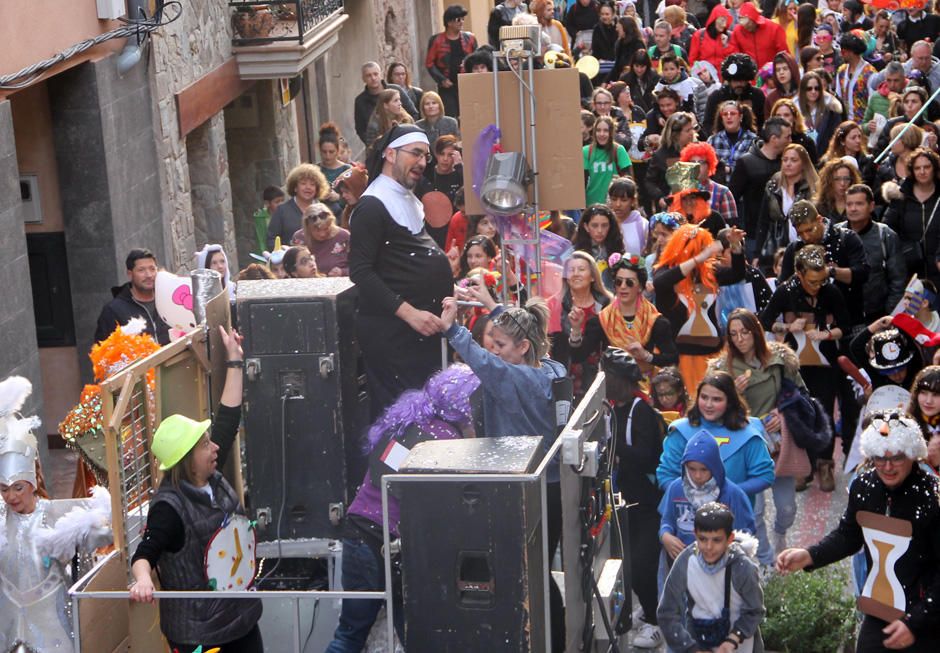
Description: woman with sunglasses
794,71,841,154
760,243,849,491
653,223,746,392
569,252,679,387
298,202,350,277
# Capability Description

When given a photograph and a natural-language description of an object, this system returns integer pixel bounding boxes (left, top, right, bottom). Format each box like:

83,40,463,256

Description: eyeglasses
613,277,638,288
397,147,431,161
729,329,752,339
594,100,612,106
872,454,907,467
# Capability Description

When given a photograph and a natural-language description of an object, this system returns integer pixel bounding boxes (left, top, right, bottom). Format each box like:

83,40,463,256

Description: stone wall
47,58,165,380
188,112,237,262
226,80,301,267
149,0,234,273
0,100,48,466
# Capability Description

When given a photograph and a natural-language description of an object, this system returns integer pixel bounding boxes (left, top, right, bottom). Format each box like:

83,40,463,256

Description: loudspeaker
397,437,546,652
237,278,368,541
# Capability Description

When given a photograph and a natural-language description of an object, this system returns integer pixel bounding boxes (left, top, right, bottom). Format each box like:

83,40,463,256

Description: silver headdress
0,376,41,487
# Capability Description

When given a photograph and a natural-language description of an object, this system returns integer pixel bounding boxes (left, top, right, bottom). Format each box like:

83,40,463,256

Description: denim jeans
324,536,403,653
754,476,797,566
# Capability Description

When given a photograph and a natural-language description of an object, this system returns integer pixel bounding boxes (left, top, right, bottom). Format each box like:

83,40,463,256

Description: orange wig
670,189,711,225
654,223,718,310
679,142,718,177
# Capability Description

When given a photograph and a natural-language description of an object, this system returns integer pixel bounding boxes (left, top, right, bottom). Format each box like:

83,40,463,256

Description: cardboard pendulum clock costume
854,412,929,623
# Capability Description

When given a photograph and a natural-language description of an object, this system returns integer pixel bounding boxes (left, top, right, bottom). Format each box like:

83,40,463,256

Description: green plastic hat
152,414,211,471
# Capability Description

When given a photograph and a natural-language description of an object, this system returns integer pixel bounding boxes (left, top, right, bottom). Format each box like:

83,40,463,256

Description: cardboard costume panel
459,68,584,215
856,510,912,623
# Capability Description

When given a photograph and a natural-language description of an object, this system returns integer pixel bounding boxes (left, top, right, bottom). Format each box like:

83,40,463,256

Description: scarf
361,174,425,234
599,296,661,376
683,470,720,509
695,547,731,575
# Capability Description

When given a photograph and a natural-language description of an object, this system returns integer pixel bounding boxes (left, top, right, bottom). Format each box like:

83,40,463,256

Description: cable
302,598,320,652
0,1,182,89
257,391,292,583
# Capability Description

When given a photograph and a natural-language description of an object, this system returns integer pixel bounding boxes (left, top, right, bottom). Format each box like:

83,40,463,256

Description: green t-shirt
583,143,631,206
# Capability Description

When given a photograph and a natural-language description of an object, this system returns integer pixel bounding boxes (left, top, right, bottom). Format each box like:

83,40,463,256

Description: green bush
762,566,857,653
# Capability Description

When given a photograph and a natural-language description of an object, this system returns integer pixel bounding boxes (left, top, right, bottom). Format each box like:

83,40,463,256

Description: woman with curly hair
265,163,329,249
815,158,861,221
819,120,870,170
769,97,819,164
653,223,746,390
569,251,678,388
573,204,626,290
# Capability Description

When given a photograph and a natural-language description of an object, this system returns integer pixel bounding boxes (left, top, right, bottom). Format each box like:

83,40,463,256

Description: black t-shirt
447,38,465,80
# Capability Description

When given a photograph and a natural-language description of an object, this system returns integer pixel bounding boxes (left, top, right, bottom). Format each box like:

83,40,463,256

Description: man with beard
702,53,765,137
95,248,171,345
349,124,453,418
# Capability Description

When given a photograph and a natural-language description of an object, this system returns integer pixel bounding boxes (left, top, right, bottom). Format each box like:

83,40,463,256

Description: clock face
881,341,901,362
204,514,257,591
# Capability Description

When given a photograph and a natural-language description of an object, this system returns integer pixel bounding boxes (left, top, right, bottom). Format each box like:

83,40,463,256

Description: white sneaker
632,621,663,648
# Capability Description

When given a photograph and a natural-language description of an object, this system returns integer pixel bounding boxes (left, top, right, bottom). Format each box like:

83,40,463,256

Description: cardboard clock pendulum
856,510,912,622
204,514,258,592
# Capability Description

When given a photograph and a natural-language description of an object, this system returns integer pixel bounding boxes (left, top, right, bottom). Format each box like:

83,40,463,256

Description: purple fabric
472,125,502,200
364,363,480,451
347,418,463,535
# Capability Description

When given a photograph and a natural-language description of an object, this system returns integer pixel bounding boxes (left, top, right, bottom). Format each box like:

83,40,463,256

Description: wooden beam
175,58,255,139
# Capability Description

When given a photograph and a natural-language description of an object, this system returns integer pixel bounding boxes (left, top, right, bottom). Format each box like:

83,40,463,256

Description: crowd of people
76,0,940,652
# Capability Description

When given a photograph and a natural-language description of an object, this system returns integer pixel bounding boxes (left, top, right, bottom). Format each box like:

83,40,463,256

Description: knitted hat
859,411,927,461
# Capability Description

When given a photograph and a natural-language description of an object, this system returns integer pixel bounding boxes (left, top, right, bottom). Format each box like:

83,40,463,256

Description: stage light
480,152,531,215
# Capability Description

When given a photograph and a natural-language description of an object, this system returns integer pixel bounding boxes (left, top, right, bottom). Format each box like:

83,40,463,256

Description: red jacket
689,5,733,76
729,19,788,69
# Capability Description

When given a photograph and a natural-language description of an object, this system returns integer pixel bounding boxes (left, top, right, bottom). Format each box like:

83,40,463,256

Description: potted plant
762,566,858,653
232,4,275,40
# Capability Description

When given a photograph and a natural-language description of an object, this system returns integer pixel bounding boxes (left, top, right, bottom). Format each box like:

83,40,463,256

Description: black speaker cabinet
238,278,368,541
397,436,546,652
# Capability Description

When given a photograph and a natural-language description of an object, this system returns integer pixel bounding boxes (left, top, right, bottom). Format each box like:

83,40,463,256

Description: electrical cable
0,1,182,89
302,598,320,652
257,391,292,583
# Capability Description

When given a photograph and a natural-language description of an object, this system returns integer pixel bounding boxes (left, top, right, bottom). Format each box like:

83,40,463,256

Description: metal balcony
229,0,348,79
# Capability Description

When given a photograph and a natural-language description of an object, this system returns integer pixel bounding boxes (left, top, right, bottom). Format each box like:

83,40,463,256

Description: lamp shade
480,152,530,215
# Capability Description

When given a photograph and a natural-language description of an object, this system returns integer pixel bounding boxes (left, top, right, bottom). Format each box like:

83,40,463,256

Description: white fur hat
859,411,927,461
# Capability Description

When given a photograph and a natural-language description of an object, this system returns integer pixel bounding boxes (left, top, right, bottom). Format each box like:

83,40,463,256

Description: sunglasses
613,277,639,288
806,86,821,91
308,212,332,222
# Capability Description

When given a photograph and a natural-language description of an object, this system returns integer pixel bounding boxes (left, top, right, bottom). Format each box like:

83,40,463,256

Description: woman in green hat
129,326,263,653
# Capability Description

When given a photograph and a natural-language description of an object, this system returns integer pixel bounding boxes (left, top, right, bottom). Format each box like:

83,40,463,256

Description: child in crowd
608,177,648,256
659,431,756,564
253,186,285,254
658,502,765,653
651,367,690,421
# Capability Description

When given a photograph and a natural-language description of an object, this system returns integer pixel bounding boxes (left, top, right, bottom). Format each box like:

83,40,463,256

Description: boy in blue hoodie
659,431,756,564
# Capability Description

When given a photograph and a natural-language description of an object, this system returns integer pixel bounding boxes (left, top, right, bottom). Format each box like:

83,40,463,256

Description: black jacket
778,220,871,327
836,219,907,319
729,140,780,238
882,177,940,287
591,22,617,61
808,466,940,640
755,175,814,260
95,283,171,345
353,82,419,143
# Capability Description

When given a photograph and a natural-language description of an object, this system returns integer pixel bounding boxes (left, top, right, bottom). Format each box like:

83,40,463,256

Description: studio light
480,152,531,215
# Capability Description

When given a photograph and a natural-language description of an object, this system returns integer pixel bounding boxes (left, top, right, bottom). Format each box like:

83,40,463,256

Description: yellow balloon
576,55,600,79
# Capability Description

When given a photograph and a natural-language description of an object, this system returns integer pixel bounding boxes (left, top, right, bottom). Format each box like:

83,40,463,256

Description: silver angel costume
0,376,112,653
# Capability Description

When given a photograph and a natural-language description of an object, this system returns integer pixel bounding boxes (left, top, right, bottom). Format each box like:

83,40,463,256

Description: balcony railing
229,0,344,46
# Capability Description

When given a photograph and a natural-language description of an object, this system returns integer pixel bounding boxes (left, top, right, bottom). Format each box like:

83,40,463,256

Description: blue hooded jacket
658,430,756,545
